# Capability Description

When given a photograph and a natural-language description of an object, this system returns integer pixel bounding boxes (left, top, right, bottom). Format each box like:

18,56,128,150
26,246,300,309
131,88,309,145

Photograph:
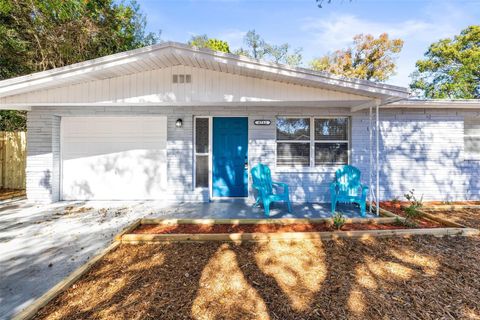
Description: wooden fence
0,131,26,190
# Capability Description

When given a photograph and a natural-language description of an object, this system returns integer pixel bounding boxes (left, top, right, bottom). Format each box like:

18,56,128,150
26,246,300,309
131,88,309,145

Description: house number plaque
254,120,271,126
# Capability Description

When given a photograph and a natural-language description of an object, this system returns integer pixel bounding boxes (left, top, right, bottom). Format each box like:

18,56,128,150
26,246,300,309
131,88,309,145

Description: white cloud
299,1,478,86
214,29,246,49
301,14,455,54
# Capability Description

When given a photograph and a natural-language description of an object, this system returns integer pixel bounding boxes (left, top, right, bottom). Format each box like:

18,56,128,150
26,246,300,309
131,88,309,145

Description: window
172,74,192,84
465,118,480,159
276,117,349,167
195,117,210,187
276,118,310,167
314,118,349,165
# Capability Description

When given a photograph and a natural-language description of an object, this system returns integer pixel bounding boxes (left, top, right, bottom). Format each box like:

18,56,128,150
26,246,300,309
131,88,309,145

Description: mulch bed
132,222,412,234
380,202,443,228
35,236,480,319
425,200,480,206
0,188,25,201
425,209,480,230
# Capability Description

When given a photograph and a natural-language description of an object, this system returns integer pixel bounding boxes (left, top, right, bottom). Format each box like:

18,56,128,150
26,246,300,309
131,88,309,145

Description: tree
310,33,404,82
0,0,159,130
241,30,267,59
0,110,26,131
234,30,303,67
410,26,480,99
188,35,230,53
266,43,302,66
316,0,351,8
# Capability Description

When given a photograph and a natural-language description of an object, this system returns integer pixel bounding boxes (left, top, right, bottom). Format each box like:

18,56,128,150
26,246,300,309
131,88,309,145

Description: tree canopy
188,35,230,53
234,30,303,67
0,0,159,79
410,25,480,99
0,0,159,130
310,33,403,82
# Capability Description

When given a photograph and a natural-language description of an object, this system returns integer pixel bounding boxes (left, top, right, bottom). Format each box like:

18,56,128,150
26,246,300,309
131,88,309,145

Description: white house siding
26,106,480,203
2,65,368,105
354,109,477,202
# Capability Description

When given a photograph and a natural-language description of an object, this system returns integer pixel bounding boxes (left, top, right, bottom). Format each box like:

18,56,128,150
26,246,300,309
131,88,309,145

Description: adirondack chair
251,163,292,216
330,165,368,217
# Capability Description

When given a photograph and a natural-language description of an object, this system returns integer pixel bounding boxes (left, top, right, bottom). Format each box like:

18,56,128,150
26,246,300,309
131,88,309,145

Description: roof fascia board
388,99,480,109
1,100,370,109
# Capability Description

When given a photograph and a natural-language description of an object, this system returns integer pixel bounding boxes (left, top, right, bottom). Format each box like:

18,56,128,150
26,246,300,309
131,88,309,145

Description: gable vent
172,74,191,84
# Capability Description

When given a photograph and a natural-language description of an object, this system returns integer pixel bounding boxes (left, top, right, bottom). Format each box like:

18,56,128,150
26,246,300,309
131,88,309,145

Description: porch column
375,100,380,216
369,104,373,213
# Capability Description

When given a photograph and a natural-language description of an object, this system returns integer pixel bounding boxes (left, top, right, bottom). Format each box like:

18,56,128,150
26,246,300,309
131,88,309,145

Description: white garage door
61,117,168,200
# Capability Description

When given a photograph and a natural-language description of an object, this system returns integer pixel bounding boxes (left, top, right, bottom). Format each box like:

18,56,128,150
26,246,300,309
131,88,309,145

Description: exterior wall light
175,118,183,128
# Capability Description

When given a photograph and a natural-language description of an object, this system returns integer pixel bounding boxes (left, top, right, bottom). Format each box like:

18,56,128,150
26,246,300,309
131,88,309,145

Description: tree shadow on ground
33,235,480,320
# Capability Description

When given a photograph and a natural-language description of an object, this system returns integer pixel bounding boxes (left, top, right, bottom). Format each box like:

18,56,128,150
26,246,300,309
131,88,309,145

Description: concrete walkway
0,199,370,319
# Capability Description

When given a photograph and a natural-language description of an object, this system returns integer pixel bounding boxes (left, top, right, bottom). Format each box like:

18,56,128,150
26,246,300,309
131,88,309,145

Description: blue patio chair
330,165,368,217
251,163,292,216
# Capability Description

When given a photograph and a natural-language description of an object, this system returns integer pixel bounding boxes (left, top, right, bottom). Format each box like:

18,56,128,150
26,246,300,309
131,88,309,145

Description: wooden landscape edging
422,204,480,211
417,209,468,228
119,209,479,244
120,227,480,244
140,216,402,226
114,219,142,241
12,241,120,320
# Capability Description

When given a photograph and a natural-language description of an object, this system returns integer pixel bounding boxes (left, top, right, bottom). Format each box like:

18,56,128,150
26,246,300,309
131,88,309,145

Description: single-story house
0,42,479,204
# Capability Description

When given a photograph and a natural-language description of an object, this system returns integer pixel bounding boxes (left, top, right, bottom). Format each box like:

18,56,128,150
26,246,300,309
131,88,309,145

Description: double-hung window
276,117,349,167
276,118,311,167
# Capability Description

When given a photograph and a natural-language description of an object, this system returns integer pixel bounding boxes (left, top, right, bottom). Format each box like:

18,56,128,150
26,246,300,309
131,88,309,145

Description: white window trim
275,116,350,172
193,116,212,189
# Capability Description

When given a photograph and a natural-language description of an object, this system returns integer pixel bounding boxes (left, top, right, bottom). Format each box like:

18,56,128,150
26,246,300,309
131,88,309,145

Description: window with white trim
276,117,349,167
465,118,480,160
194,117,210,187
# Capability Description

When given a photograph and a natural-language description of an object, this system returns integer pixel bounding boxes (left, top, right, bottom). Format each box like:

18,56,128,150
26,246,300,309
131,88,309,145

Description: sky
137,0,480,87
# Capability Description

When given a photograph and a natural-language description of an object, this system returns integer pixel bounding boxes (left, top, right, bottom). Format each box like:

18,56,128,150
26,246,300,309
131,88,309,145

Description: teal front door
212,117,248,197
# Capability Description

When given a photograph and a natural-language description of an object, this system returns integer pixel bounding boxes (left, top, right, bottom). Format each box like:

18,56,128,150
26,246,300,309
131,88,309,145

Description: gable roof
0,42,409,102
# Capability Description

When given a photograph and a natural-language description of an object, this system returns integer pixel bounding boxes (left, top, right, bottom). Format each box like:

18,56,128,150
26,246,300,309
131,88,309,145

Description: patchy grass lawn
35,236,480,320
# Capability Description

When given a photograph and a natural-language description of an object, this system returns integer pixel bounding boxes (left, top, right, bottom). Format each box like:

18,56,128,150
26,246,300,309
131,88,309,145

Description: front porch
154,199,377,219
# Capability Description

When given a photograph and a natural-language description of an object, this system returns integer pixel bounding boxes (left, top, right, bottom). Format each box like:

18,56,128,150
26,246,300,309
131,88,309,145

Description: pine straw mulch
35,236,480,320
424,209,480,230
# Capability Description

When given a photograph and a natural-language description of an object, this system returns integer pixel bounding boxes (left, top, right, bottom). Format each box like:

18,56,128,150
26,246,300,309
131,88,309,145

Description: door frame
193,115,249,200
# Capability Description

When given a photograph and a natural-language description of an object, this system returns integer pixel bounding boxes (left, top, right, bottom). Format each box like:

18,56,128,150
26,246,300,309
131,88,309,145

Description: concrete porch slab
153,200,376,219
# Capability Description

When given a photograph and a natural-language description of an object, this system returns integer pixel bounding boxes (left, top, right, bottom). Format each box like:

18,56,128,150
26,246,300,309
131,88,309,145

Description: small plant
332,212,346,230
394,216,417,228
391,197,400,204
403,189,424,225
404,189,423,207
